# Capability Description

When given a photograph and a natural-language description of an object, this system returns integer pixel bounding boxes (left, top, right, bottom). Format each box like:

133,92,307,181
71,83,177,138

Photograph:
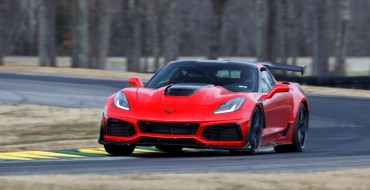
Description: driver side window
260,70,276,93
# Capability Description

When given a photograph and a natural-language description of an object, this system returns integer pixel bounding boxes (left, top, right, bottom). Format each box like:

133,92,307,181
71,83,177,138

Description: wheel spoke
300,110,305,120
250,112,261,151
297,107,307,148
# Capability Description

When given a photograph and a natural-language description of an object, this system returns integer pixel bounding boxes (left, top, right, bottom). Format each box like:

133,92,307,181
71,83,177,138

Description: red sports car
99,60,309,155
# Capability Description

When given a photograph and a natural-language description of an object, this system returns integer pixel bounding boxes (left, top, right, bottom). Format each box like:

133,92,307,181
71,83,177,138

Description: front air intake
106,119,136,137
138,121,199,135
202,124,242,141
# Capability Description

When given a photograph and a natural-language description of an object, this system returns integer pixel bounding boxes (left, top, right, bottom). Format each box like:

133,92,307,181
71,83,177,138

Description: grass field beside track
0,104,101,152
0,169,369,190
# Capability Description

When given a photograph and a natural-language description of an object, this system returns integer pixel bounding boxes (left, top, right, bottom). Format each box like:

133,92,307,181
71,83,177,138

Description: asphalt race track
0,71,370,175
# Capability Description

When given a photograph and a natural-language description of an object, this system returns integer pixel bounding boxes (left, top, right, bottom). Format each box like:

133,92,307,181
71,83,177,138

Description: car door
260,69,292,139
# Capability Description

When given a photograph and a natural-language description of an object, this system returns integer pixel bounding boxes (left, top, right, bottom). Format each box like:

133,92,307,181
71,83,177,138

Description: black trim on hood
164,84,213,96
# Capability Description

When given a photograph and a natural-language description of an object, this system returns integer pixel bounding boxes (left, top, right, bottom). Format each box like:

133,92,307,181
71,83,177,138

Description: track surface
0,72,370,175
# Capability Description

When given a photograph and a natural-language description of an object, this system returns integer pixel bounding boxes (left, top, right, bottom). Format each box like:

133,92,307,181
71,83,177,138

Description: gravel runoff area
0,169,369,190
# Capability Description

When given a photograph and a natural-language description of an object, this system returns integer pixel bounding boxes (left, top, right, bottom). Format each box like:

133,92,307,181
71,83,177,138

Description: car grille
140,137,197,145
202,124,242,141
138,121,199,135
106,119,136,137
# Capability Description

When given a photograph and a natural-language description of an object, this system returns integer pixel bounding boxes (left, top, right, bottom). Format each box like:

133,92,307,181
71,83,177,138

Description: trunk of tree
126,0,141,72
38,0,56,67
70,0,78,68
277,0,288,65
208,0,229,60
0,0,6,65
163,0,179,63
334,0,350,76
146,1,160,71
266,0,277,62
72,0,89,68
312,0,329,76
288,0,302,66
142,8,149,73
89,0,112,70
255,0,268,62
21,0,37,56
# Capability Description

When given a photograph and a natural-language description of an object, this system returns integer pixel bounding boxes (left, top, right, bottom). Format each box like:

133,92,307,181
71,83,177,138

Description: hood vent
164,84,212,96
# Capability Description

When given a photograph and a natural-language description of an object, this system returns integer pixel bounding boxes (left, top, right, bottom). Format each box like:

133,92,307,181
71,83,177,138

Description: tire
104,144,136,156
155,145,183,153
229,107,263,155
274,103,308,153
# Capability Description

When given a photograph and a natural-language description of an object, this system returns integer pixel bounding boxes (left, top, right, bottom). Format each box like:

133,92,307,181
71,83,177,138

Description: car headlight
214,97,245,114
114,91,130,110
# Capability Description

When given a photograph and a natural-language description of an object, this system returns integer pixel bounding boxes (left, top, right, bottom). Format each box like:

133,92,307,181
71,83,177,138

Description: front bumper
98,115,251,149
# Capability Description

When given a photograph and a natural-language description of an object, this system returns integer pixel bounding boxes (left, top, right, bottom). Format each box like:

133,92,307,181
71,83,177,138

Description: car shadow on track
127,149,277,158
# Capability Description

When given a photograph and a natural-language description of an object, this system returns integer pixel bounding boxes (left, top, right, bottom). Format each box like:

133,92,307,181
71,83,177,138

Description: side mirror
128,77,143,88
260,84,289,101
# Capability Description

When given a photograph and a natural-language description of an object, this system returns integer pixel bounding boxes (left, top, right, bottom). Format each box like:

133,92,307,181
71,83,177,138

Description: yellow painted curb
0,155,32,161
78,148,108,155
25,151,84,158
0,152,54,159
0,147,199,161
134,149,161,153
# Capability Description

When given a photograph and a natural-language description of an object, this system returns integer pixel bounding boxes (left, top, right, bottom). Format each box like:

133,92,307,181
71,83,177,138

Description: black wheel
155,145,183,153
229,108,263,155
274,104,308,153
104,144,136,156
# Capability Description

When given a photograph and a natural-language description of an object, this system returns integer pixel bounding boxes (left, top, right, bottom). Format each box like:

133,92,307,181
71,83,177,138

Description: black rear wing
261,62,306,75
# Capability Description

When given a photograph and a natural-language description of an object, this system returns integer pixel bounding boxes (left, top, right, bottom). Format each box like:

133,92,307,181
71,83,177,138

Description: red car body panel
99,60,309,150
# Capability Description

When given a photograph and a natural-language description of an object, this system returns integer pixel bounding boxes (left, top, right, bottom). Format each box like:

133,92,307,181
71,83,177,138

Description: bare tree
38,0,56,67
312,0,329,76
70,0,78,68
334,0,350,76
89,0,113,69
0,0,6,65
266,0,277,62
255,0,268,62
163,0,179,63
146,0,160,71
277,0,287,65
126,0,141,72
208,0,229,60
288,0,302,66
72,0,90,68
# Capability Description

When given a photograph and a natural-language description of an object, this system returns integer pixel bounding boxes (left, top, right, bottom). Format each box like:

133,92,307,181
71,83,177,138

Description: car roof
169,59,262,69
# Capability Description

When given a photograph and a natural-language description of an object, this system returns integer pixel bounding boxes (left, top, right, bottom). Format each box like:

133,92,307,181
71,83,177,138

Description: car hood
135,84,244,106
115,84,255,122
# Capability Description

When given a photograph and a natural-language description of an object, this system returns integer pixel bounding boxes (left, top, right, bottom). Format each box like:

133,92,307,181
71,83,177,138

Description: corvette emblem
164,109,176,114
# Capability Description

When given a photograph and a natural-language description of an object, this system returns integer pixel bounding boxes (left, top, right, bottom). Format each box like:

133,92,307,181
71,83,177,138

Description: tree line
0,0,368,76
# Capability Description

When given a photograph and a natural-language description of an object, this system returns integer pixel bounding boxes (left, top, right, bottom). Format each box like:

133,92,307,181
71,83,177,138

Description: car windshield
145,61,258,92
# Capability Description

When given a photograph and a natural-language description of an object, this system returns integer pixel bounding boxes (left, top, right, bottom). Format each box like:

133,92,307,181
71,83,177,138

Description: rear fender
286,83,309,140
